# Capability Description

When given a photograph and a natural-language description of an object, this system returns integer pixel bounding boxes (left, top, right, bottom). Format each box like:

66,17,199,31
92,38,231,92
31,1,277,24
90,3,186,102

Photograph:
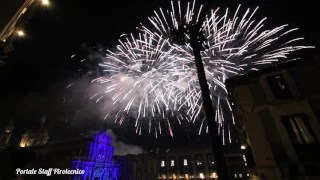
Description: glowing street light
17,30,25,36
199,173,204,179
241,145,246,150
41,0,50,6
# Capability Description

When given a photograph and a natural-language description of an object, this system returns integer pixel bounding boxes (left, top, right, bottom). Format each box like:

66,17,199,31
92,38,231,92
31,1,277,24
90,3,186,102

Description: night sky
0,0,319,149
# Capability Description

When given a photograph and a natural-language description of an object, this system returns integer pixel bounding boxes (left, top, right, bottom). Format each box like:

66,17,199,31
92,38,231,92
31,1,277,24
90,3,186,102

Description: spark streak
83,0,313,141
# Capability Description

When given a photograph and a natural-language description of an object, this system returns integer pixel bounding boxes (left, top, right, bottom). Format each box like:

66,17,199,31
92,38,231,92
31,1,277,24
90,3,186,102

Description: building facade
115,154,158,180
116,155,136,180
0,118,248,180
226,58,320,179
17,131,120,180
19,116,49,147
72,131,119,180
155,147,249,180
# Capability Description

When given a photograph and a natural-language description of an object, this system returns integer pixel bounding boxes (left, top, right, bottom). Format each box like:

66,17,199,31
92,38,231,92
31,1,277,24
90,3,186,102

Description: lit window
171,160,175,167
196,156,202,165
211,173,217,178
239,174,242,178
42,0,50,6
26,140,33,147
199,173,204,179
234,174,237,178
197,159,202,165
161,160,165,167
183,159,188,166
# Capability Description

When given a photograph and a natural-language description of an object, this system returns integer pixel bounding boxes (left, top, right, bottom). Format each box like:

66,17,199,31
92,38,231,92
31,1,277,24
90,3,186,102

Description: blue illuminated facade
72,131,119,180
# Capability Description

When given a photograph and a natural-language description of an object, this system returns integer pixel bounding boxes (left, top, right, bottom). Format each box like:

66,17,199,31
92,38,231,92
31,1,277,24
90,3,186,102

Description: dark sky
0,0,319,148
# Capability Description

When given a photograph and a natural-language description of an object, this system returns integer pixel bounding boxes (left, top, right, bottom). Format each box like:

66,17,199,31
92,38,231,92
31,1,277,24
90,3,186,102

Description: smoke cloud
106,129,144,156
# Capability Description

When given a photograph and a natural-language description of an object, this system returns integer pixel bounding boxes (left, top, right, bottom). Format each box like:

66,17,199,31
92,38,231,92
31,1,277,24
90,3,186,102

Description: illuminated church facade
19,116,49,148
72,131,119,180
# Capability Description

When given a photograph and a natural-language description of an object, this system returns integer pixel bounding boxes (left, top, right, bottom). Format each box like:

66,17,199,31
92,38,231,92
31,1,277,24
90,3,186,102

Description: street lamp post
172,1,229,179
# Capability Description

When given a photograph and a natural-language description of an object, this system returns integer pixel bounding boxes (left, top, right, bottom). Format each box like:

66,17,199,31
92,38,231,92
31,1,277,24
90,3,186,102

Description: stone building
0,117,248,180
17,131,120,180
226,57,320,179
115,154,157,180
155,147,248,180
19,116,49,147
114,146,248,180
72,131,119,180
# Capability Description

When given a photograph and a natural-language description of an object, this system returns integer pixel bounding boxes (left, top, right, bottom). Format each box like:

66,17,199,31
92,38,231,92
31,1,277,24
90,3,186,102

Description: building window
197,160,202,165
282,115,316,145
170,160,175,167
266,74,293,99
161,160,165,167
239,174,243,178
27,140,33,147
234,174,237,178
183,159,188,166
211,173,217,178
199,173,204,179
209,156,214,165
196,156,203,165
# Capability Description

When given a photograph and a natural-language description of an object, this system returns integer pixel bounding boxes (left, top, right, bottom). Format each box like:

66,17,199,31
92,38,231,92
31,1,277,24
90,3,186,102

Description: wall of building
156,148,248,180
227,59,320,180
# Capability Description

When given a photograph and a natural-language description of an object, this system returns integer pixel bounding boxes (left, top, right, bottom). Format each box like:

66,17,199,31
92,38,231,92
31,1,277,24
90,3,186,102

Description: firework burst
86,0,313,143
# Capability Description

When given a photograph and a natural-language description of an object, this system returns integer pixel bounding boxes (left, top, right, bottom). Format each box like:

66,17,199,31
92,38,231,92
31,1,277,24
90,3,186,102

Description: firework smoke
106,129,144,155
75,0,313,143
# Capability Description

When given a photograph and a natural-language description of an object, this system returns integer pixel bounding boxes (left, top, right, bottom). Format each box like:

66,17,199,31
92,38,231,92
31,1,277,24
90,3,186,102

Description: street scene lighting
17,30,25,37
41,0,50,6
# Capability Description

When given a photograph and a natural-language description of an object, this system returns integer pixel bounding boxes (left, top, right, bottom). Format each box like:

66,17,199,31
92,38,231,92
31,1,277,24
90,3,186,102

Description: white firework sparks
88,0,313,142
